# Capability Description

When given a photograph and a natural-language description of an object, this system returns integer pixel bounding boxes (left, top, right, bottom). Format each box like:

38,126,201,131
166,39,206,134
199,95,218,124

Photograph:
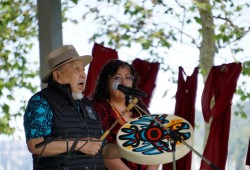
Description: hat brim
42,55,93,83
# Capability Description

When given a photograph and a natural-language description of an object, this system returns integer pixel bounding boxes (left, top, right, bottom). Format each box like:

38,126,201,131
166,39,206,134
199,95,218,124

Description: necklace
107,100,143,125
108,99,137,125
108,101,126,125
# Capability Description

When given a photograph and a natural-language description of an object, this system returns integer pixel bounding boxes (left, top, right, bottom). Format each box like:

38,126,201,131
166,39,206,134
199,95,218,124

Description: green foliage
80,0,250,116
242,61,250,76
83,1,176,66
235,61,250,118
0,0,38,135
0,0,84,135
81,1,249,66
1,0,249,135
0,111,14,135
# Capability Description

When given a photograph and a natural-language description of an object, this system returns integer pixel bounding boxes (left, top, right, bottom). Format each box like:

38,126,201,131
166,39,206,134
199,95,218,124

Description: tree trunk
196,0,216,148
196,0,216,82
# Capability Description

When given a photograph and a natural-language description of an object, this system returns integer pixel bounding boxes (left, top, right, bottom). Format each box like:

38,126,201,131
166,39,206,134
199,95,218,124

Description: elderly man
23,45,104,170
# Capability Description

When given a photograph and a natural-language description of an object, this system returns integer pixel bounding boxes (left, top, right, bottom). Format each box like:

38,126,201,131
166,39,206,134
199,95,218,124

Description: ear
52,70,62,83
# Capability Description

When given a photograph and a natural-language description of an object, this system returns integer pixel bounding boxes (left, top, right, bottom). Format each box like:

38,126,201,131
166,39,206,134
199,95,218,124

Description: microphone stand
35,135,103,169
133,102,220,170
34,135,63,170
169,137,177,170
35,135,62,149
35,137,103,149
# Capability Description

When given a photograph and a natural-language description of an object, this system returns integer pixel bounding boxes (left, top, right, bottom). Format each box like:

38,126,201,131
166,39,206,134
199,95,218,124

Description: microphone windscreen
112,82,119,90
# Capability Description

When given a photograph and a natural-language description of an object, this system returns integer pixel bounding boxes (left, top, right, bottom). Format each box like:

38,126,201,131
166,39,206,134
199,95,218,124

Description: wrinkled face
53,60,87,94
108,66,134,99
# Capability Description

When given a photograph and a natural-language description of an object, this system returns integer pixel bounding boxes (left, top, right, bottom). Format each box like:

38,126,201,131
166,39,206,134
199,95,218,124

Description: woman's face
108,66,134,99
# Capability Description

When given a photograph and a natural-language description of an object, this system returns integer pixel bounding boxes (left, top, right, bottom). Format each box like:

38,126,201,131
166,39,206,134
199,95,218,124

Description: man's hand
76,137,102,156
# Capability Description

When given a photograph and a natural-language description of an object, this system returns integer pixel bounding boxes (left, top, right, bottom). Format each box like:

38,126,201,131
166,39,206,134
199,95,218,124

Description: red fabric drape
246,137,250,166
200,63,242,170
132,58,160,107
84,43,118,97
162,67,199,170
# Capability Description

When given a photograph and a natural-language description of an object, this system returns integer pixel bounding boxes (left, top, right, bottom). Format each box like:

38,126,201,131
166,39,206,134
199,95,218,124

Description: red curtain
200,63,242,170
132,58,160,107
84,43,118,97
162,67,199,170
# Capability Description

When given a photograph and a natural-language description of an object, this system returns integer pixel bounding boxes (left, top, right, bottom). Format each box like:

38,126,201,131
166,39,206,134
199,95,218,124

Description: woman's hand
102,143,121,159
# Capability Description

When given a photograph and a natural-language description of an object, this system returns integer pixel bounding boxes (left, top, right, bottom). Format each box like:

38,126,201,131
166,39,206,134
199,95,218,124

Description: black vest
33,80,105,170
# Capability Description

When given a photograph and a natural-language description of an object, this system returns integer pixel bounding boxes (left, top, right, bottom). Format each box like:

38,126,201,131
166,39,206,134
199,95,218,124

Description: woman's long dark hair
91,59,137,102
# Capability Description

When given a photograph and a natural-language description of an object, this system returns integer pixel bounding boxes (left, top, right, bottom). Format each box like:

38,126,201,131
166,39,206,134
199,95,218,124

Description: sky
28,0,250,151
63,2,250,170
61,3,250,169
61,1,250,116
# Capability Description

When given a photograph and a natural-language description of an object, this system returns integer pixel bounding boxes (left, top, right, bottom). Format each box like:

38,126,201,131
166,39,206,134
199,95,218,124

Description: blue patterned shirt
23,93,53,140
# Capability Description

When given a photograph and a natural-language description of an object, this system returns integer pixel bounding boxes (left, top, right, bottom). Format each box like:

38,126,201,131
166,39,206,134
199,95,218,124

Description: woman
92,59,159,170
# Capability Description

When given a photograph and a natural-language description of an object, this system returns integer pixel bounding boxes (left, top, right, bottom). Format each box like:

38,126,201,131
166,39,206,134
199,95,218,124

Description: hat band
49,49,79,69
52,58,72,69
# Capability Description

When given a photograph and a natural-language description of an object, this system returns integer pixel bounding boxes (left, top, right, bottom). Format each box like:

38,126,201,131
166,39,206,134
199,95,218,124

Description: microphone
112,82,147,97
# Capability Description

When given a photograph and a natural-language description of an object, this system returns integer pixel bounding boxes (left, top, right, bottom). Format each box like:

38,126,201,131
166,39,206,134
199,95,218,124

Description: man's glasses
111,75,134,82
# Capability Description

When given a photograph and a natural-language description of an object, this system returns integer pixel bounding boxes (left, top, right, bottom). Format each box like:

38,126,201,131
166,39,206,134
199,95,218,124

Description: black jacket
33,80,104,170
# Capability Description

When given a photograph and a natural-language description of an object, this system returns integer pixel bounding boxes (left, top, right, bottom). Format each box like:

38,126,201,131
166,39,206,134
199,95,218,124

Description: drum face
117,114,194,165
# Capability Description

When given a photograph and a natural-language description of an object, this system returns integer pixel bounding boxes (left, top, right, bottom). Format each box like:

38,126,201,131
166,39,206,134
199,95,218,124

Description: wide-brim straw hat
42,45,93,83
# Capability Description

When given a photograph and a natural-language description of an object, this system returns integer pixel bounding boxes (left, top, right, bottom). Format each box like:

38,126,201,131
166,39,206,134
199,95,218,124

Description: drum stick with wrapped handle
99,97,138,141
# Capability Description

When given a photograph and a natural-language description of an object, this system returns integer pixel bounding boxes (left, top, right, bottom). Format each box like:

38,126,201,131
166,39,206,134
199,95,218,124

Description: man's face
56,60,87,93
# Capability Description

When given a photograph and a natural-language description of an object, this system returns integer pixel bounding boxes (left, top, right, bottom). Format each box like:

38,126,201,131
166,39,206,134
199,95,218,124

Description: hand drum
116,114,194,165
